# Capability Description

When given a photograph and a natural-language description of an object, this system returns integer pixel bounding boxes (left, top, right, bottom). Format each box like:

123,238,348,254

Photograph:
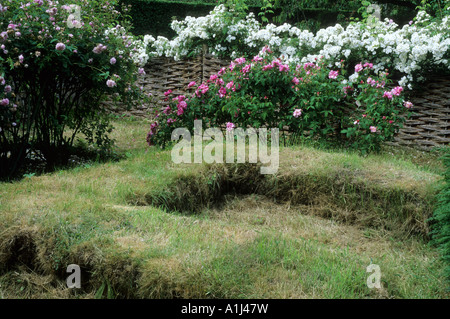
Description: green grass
0,117,448,299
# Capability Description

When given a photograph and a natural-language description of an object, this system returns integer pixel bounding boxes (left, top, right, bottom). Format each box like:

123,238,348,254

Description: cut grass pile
0,117,448,299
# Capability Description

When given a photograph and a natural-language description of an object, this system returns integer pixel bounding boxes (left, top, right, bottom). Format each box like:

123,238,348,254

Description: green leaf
95,281,106,299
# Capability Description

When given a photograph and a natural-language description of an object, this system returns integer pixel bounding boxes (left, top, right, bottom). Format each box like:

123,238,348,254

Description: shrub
0,0,150,178
143,5,450,89
147,48,411,154
430,148,450,287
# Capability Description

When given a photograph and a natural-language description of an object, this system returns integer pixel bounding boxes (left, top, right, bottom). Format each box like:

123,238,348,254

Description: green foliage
120,0,353,38
218,0,250,19
430,147,450,288
271,0,359,25
118,0,218,37
416,0,450,19
258,0,274,23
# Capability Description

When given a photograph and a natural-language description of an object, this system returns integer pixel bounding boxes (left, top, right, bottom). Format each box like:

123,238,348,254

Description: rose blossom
403,101,413,109
383,91,393,99
106,79,116,88
55,42,66,51
226,81,234,90
234,57,246,65
218,87,227,98
93,44,107,54
355,63,363,72
293,109,302,118
252,56,263,62
328,70,338,79
178,101,187,109
187,81,196,88
391,86,403,96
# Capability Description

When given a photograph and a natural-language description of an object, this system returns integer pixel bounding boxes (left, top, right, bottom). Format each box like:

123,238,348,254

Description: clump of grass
133,155,438,239
130,162,264,214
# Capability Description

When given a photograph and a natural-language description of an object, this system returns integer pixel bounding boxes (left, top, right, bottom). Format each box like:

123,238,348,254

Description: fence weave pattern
389,76,450,150
105,53,449,150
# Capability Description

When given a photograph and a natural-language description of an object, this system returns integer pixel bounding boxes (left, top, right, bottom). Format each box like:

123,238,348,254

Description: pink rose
0,98,9,106
241,64,251,74
187,81,196,89
55,42,66,51
391,86,403,96
234,57,246,65
278,64,289,72
252,56,263,62
218,87,227,98
403,101,413,109
328,70,338,79
293,109,302,118
383,91,393,99
106,79,116,88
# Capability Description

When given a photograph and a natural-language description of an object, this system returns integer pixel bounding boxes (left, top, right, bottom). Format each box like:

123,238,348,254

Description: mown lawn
0,117,448,299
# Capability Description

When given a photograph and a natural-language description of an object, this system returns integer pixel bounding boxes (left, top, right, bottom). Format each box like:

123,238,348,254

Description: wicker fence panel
202,53,230,83
103,53,228,116
388,76,450,150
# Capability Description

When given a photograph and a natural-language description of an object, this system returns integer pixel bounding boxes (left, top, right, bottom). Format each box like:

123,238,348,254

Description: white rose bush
0,0,151,178
142,4,449,89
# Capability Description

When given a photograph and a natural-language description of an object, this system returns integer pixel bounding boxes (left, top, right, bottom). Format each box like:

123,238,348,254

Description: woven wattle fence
389,76,450,150
104,52,449,150
103,53,229,117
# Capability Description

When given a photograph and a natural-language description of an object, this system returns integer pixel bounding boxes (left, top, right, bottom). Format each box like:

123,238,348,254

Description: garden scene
0,0,449,299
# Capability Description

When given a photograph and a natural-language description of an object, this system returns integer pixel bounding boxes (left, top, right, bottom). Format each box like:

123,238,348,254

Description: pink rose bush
0,0,152,178
147,48,411,153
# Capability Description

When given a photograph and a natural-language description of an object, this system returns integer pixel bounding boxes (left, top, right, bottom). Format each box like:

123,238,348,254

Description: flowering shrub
147,49,412,154
142,5,449,89
0,0,150,177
